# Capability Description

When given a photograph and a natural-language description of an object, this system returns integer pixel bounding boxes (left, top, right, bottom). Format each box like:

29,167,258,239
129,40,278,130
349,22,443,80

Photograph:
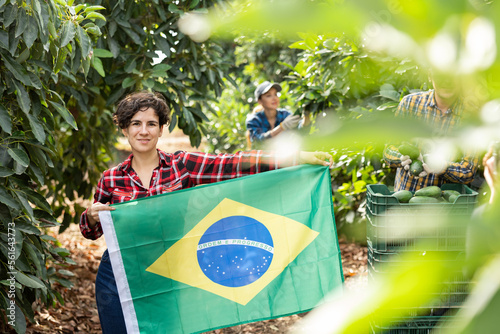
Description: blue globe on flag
197,216,274,287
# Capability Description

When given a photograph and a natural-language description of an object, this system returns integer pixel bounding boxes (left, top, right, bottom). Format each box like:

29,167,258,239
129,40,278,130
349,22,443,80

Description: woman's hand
299,151,333,167
87,202,115,227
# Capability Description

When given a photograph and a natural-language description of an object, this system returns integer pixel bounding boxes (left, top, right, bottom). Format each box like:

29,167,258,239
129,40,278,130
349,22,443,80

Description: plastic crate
367,249,471,309
366,209,469,252
365,184,477,253
366,184,478,216
370,315,458,334
367,247,465,269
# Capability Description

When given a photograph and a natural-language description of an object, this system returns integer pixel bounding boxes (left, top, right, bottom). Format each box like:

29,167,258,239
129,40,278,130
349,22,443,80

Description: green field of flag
100,165,344,333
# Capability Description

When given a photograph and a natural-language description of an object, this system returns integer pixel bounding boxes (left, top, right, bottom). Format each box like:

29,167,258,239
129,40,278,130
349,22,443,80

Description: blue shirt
246,109,292,142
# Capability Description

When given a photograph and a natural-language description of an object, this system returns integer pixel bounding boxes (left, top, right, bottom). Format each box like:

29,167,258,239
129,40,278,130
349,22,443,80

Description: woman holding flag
79,90,332,333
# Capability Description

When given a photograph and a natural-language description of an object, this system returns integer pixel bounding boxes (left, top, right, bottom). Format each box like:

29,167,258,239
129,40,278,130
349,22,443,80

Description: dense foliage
0,1,102,332
51,0,236,233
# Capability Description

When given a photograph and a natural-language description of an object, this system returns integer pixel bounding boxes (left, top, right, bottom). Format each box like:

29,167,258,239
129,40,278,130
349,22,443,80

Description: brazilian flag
100,165,343,333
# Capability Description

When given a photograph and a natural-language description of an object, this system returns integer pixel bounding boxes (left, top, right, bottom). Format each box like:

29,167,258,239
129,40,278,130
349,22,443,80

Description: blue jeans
95,249,127,334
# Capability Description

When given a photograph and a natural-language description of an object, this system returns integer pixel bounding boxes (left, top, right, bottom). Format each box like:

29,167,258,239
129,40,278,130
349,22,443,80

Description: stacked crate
365,184,478,333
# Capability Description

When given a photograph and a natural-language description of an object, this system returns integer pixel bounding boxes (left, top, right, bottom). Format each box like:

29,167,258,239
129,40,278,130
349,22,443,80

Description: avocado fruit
410,160,423,176
409,196,440,203
398,144,420,160
414,186,442,198
393,190,413,203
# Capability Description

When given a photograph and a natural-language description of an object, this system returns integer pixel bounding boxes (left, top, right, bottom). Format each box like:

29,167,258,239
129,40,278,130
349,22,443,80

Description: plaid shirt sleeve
181,150,298,185
383,144,404,168
79,172,113,240
246,114,271,142
442,153,479,185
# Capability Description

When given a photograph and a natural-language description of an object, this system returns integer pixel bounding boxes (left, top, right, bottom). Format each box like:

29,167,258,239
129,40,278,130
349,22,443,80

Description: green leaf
24,15,38,49
35,210,59,227
24,189,52,213
53,247,70,257
74,4,86,13
14,190,34,221
83,5,106,12
7,147,29,167
0,186,19,210
40,235,57,242
54,48,68,74
82,55,91,77
85,12,106,22
153,81,168,93
14,271,45,290
27,114,46,143
0,103,12,134
12,80,31,115
15,7,28,38
60,21,76,48
28,72,43,90
58,269,75,277
24,242,42,275
15,219,41,235
3,3,18,28
48,101,78,130
124,58,137,73
0,167,14,178
76,25,91,59
27,162,44,186
143,78,155,89
91,56,105,77
0,30,8,50
54,277,73,288
190,0,200,9
93,48,113,58
0,203,12,225
0,52,32,86
153,35,170,57
153,64,172,72
12,303,27,334
189,106,209,122
122,77,136,89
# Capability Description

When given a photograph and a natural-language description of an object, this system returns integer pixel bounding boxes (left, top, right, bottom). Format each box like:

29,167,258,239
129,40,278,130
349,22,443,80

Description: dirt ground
21,129,368,333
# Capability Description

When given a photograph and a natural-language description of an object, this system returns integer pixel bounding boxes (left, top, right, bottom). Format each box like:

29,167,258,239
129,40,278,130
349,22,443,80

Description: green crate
367,249,471,309
366,184,478,216
367,246,465,268
370,315,458,334
366,209,469,252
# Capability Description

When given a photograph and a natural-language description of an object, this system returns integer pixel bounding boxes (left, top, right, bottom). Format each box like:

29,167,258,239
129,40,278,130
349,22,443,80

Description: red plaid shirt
80,150,297,240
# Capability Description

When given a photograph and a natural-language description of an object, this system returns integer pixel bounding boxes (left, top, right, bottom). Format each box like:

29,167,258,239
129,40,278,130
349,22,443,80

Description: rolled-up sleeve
383,144,404,168
181,150,298,185
246,115,271,142
443,154,479,185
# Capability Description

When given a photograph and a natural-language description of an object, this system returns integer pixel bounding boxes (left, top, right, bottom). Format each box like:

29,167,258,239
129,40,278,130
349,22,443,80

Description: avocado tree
0,1,104,333
48,0,240,232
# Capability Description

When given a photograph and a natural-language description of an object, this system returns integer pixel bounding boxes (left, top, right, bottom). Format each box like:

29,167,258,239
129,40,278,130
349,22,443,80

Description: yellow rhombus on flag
146,198,319,305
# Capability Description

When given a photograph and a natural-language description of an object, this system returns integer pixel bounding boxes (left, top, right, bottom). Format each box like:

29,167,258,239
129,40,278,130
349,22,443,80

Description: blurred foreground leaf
291,249,466,333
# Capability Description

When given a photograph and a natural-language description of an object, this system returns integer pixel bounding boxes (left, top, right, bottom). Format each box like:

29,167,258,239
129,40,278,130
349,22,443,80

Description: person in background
482,142,499,204
383,72,479,191
80,90,332,333
246,81,310,149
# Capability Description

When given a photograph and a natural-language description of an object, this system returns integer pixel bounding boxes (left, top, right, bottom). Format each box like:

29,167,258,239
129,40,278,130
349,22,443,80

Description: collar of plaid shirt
428,90,463,118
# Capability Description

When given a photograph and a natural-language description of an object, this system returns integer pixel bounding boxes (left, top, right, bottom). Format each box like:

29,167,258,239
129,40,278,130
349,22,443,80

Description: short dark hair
113,91,170,129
